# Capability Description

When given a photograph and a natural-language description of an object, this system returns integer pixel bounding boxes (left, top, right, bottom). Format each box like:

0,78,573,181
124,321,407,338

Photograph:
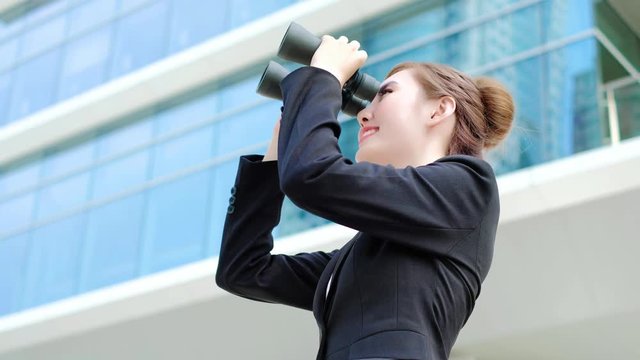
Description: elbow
215,262,257,297
280,175,305,204
215,263,231,291
215,267,245,295
215,260,242,293
214,266,225,288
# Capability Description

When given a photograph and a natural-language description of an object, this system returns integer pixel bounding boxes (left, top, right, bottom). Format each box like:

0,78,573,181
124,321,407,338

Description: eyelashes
377,87,392,96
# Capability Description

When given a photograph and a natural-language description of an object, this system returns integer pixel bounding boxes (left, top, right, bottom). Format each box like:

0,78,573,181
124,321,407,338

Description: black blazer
216,67,500,360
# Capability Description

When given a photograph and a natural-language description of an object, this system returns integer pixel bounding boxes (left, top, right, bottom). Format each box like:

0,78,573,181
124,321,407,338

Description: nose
356,102,372,128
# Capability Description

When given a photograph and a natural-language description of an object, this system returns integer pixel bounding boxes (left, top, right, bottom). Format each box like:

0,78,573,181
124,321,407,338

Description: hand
310,35,368,87
263,116,280,162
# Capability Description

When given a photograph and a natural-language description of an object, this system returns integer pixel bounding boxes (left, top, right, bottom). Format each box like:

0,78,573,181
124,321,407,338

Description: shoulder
431,154,496,178
418,154,498,198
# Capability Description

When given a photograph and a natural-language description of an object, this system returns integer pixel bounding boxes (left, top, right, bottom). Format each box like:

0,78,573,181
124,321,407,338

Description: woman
216,34,514,360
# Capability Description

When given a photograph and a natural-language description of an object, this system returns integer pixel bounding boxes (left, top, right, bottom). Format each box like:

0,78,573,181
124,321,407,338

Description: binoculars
256,22,380,117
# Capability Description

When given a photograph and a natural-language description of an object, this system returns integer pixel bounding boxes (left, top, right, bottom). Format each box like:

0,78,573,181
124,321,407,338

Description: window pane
543,39,600,159
110,1,169,78
97,119,153,160
596,0,640,74
484,39,603,174
42,141,95,179
544,0,594,43
20,15,67,60
338,118,359,162
0,73,12,126
23,214,84,307
58,27,111,100
461,4,543,70
365,4,544,75
37,173,90,221
0,233,30,315
228,0,294,28
154,92,219,137
92,150,150,199
82,194,143,291
0,193,35,236
169,0,228,53
67,0,117,37
0,38,18,72
0,162,40,197
364,2,449,55
152,126,214,179
214,102,278,156
8,49,61,122
218,74,261,111
616,82,640,141
119,0,155,13
142,170,210,272
0,19,23,43
279,197,331,238
485,56,544,174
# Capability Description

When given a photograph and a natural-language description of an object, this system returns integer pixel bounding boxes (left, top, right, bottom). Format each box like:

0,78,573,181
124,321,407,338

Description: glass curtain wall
0,0,297,126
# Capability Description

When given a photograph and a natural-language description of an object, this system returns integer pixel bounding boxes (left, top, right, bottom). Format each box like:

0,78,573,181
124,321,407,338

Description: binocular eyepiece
256,22,380,117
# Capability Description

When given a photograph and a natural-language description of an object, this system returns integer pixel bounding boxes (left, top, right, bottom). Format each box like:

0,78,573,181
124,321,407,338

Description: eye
378,87,393,96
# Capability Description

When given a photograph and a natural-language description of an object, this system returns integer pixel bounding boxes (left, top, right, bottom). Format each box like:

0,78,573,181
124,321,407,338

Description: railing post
606,88,621,146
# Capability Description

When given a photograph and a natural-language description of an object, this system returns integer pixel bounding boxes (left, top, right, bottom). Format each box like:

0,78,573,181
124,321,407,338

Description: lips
359,126,379,144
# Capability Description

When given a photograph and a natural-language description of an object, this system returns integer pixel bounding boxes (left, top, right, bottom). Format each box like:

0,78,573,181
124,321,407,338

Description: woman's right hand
263,116,280,162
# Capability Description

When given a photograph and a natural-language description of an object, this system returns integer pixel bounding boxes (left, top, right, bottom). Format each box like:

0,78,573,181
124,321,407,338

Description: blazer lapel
312,233,360,327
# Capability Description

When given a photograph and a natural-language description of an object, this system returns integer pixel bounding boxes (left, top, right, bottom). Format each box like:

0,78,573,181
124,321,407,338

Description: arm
215,154,337,311
277,67,498,256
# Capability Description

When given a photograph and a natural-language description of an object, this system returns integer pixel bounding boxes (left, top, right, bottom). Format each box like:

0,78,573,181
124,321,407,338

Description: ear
428,96,456,124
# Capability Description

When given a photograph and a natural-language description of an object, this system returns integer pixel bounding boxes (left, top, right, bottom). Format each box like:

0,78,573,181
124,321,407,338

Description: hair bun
474,77,515,149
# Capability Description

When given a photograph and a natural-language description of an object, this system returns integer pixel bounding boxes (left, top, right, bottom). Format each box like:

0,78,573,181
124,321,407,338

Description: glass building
0,0,639,358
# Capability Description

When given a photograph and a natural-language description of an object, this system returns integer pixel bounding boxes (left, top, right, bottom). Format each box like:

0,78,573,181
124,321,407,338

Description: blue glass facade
0,0,296,126
0,0,638,317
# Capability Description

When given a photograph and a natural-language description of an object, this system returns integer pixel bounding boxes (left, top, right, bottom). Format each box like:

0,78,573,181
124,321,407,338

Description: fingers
312,33,367,86
322,35,361,49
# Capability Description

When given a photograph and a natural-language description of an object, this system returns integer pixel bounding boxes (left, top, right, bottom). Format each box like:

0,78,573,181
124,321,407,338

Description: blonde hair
387,62,515,158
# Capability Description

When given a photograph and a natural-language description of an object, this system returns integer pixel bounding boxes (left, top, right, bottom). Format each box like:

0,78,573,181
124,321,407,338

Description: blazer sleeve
277,66,498,256
215,154,338,311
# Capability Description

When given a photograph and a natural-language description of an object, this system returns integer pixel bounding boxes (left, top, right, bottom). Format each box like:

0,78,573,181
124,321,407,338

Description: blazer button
228,195,236,204
230,186,237,195
227,205,235,214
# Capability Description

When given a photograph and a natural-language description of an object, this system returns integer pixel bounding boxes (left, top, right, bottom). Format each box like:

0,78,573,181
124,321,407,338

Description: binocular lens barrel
277,22,321,65
256,22,379,117
277,22,380,102
257,61,368,117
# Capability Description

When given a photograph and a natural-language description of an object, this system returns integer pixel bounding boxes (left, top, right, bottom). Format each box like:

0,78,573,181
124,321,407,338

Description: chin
355,148,383,165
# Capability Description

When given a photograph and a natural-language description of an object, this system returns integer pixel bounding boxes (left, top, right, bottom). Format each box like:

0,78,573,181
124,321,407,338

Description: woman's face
355,69,438,167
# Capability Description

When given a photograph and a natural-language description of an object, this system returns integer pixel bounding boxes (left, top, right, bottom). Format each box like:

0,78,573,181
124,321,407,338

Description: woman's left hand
310,35,368,87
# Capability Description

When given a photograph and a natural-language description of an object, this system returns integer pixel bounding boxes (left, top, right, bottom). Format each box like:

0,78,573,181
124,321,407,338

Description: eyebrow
380,81,398,90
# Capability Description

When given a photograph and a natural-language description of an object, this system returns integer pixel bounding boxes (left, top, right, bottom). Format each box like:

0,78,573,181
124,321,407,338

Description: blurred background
0,0,638,359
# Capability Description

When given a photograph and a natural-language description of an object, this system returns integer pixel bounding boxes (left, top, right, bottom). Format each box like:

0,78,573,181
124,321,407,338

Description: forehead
383,68,420,87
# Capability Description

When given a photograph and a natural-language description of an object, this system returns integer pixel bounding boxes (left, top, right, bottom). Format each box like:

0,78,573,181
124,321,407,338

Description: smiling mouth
359,128,379,144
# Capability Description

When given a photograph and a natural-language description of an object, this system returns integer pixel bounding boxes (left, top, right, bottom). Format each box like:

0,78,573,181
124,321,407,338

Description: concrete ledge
497,136,640,223
0,0,26,15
